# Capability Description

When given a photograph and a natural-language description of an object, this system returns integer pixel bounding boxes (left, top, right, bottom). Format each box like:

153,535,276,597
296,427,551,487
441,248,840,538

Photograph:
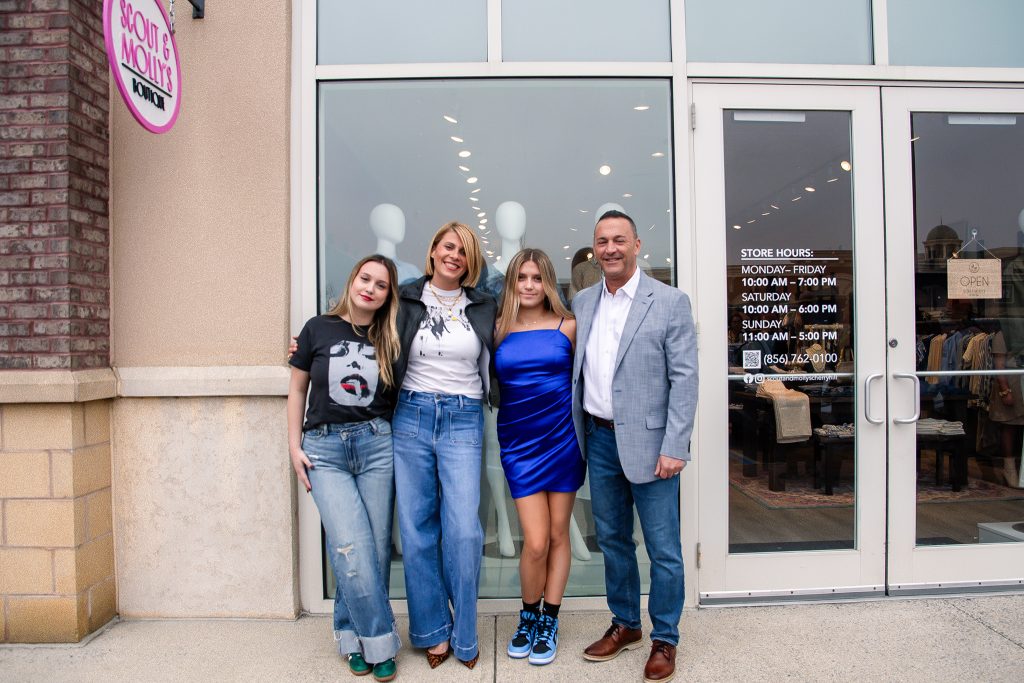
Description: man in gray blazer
572,210,697,683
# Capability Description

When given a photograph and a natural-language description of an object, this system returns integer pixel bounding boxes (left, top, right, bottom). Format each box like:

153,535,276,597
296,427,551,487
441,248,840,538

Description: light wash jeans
392,390,484,662
585,416,684,645
303,417,401,663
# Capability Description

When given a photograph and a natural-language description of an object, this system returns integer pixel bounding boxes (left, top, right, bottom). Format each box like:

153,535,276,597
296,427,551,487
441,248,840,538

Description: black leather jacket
394,276,497,404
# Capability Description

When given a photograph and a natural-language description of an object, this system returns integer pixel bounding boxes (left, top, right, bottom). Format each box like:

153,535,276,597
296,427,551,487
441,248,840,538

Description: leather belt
588,414,615,431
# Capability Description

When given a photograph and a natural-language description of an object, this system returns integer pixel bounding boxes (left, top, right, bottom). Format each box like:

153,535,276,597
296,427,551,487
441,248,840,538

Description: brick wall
0,0,110,370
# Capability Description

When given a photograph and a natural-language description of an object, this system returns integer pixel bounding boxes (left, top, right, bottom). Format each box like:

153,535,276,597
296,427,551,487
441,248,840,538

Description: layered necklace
428,281,463,321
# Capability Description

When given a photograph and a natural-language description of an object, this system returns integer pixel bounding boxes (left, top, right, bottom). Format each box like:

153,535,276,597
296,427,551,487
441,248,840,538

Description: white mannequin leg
484,409,516,557
568,511,591,561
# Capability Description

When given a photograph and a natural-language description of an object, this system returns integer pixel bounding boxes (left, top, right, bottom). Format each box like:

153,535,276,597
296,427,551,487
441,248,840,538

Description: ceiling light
563,245,570,249
634,105,650,111
470,197,479,202
747,219,756,223
910,136,920,142
479,218,487,224
644,254,650,259
827,178,838,183
769,204,780,210
761,212,770,216
477,225,486,231
649,224,656,231
599,165,611,176
666,257,671,263
471,188,480,194
732,225,742,230
578,209,588,213
569,227,578,232
477,212,485,218
565,256,571,260
450,136,463,142
804,187,815,192
651,152,665,158
459,165,470,172
791,196,802,202
623,193,633,198
467,177,478,184
840,160,852,171
458,151,471,158
443,115,457,123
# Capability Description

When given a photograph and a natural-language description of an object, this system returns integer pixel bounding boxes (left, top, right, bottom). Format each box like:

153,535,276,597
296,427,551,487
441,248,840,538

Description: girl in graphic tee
287,255,403,681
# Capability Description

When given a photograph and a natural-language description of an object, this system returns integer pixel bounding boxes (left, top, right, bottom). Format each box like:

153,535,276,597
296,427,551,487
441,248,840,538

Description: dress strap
556,317,564,331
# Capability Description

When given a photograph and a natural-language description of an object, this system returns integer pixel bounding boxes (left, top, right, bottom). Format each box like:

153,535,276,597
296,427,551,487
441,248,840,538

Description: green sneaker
372,658,397,682
347,652,372,677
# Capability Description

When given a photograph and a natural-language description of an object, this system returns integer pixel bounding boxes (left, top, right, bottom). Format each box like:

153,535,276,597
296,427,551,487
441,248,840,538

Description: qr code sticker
742,349,762,370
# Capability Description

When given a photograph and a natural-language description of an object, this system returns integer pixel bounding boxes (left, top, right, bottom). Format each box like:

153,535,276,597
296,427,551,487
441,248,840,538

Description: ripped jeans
303,417,401,663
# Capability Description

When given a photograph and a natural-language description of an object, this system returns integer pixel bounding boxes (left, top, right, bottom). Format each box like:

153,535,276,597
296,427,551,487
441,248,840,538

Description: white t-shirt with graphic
403,285,483,399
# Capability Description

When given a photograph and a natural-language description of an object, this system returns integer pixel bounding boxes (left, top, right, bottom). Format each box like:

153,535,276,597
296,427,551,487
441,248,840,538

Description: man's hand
654,455,685,479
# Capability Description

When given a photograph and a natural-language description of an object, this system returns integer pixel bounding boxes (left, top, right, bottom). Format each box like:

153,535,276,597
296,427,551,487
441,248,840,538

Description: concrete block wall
0,399,115,642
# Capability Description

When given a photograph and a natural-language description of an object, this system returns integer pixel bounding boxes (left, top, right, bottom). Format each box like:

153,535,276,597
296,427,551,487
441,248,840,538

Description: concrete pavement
1,595,1022,681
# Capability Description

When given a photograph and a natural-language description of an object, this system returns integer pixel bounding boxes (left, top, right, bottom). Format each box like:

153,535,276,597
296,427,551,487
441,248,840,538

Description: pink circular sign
103,0,182,134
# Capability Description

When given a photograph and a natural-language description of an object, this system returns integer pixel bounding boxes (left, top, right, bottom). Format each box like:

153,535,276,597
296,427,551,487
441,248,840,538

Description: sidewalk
2,594,1022,682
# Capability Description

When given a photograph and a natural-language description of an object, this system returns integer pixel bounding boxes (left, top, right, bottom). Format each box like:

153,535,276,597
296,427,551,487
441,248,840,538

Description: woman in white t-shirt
391,222,497,669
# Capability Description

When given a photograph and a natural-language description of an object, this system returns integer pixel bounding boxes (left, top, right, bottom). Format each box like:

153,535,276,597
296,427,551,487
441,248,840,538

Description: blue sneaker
507,609,538,658
528,614,558,665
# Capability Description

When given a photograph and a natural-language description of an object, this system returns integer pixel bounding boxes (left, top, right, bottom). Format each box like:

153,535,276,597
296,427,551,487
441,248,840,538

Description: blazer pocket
645,414,666,430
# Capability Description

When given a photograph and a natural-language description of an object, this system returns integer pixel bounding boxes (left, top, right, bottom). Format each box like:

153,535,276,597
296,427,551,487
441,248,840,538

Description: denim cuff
407,621,451,649
450,636,478,662
356,630,402,664
333,629,360,657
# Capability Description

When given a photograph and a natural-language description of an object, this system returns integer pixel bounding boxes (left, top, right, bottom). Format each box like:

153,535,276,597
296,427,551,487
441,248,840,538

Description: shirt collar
601,267,641,300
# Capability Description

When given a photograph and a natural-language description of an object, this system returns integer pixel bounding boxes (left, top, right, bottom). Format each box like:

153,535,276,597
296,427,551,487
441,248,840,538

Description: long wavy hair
424,221,484,288
496,248,573,344
326,254,401,388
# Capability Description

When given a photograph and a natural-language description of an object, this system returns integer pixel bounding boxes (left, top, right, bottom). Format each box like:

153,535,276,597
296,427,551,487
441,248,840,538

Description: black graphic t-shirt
289,315,394,429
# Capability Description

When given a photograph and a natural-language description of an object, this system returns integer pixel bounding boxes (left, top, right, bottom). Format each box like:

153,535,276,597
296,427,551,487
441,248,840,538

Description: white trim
314,62,674,80
114,366,289,397
686,62,1024,84
871,0,889,67
486,0,501,63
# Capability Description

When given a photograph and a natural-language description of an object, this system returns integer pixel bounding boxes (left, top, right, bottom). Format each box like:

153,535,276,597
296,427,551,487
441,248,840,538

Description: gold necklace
428,281,463,321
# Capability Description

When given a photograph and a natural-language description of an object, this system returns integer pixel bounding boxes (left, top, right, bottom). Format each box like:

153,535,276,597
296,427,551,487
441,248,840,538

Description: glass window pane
888,0,1024,68
319,79,676,598
911,112,1024,546
724,110,858,553
317,0,486,65
685,1,872,65
502,0,670,62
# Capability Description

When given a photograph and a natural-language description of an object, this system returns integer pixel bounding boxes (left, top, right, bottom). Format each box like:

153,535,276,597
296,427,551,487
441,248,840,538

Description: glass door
883,88,1024,593
693,84,887,601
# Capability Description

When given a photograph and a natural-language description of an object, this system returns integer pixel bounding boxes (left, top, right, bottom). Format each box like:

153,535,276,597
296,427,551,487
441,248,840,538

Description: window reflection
319,79,676,598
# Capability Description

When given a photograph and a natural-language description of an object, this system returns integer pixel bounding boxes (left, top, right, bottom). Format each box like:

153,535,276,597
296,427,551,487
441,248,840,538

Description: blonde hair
424,222,483,288
326,255,402,389
496,248,573,344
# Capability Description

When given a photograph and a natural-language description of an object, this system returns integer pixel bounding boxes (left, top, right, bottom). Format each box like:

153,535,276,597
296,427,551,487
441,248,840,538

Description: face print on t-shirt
327,339,379,407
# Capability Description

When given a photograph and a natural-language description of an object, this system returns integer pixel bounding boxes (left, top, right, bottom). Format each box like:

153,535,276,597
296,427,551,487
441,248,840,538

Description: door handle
892,372,920,424
864,373,884,424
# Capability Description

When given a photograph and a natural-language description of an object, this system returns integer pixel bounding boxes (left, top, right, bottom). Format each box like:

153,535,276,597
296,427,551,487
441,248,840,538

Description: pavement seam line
492,615,498,683
949,601,1024,650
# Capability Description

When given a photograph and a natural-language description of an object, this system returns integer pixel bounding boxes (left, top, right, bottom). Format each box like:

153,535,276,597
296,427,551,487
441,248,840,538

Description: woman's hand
287,335,298,361
1001,388,1015,407
290,446,313,492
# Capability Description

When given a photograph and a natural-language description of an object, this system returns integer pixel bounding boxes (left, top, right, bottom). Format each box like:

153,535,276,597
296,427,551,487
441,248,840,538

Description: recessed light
827,178,838,183
770,204,780,210
762,212,770,216
747,219,756,224
599,165,611,175
450,136,463,143
791,196,801,202
804,187,816,192
732,225,742,230
458,151,471,158
467,177,478,184
651,152,665,158
480,218,487,224
477,212,485,218
459,165,470,172
634,105,650,111
443,115,457,124
840,160,852,171
623,193,633,198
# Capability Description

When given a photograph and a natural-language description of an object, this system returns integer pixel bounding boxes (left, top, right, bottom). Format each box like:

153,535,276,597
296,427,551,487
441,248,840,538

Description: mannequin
369,203,422,285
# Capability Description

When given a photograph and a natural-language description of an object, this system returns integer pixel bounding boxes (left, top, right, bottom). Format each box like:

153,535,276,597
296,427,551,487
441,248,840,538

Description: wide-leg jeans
392,390,484,661
586,417,684,645
303,417,401,663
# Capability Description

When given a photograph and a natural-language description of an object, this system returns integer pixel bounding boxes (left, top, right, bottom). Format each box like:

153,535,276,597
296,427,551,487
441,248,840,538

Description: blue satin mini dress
494,322,585,499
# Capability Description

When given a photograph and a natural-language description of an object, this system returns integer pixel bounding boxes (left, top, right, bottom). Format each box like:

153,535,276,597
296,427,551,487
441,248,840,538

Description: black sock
542,601,560,619
523,599,541,615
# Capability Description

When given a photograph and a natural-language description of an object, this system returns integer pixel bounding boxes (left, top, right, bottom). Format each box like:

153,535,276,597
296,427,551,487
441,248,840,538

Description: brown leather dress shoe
582,622,643,661
643,640,677,682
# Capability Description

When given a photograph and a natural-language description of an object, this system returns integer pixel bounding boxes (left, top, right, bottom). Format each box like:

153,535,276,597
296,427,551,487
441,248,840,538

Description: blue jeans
303,417,401,663
586,417,684,645
392,390,483,661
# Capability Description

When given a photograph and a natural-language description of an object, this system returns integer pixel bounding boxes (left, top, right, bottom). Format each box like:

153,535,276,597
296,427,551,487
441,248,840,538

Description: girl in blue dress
494,248,586,666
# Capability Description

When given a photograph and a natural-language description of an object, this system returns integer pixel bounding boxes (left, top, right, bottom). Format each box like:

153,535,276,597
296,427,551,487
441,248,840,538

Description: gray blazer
571,271,698,484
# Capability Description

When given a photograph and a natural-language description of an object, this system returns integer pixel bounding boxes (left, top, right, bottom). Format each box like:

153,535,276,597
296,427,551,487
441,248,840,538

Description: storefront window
502,0,670,62
723,110,857,552
685,0,872,65
888,1,1024,68
910,112,1024,545
318,78,675,598
317,0,486,65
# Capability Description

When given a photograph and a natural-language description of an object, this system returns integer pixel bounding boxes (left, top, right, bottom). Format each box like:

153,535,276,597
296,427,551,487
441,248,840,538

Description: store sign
948,258,1002,299
103,0,182,134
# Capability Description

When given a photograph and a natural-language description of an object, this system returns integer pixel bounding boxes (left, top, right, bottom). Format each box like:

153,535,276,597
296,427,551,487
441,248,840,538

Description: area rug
729,451,1024,510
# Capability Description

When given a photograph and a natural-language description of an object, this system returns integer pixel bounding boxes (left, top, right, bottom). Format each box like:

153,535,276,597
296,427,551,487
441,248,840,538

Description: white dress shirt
583,268,641,420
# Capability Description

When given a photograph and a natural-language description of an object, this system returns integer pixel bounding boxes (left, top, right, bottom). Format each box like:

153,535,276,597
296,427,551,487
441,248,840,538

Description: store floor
2,594,1022,681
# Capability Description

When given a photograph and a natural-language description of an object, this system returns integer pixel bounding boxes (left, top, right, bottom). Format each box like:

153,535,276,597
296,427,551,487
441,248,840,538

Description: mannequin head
594,202,625,227
495,201,526,242
369,203,406,244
